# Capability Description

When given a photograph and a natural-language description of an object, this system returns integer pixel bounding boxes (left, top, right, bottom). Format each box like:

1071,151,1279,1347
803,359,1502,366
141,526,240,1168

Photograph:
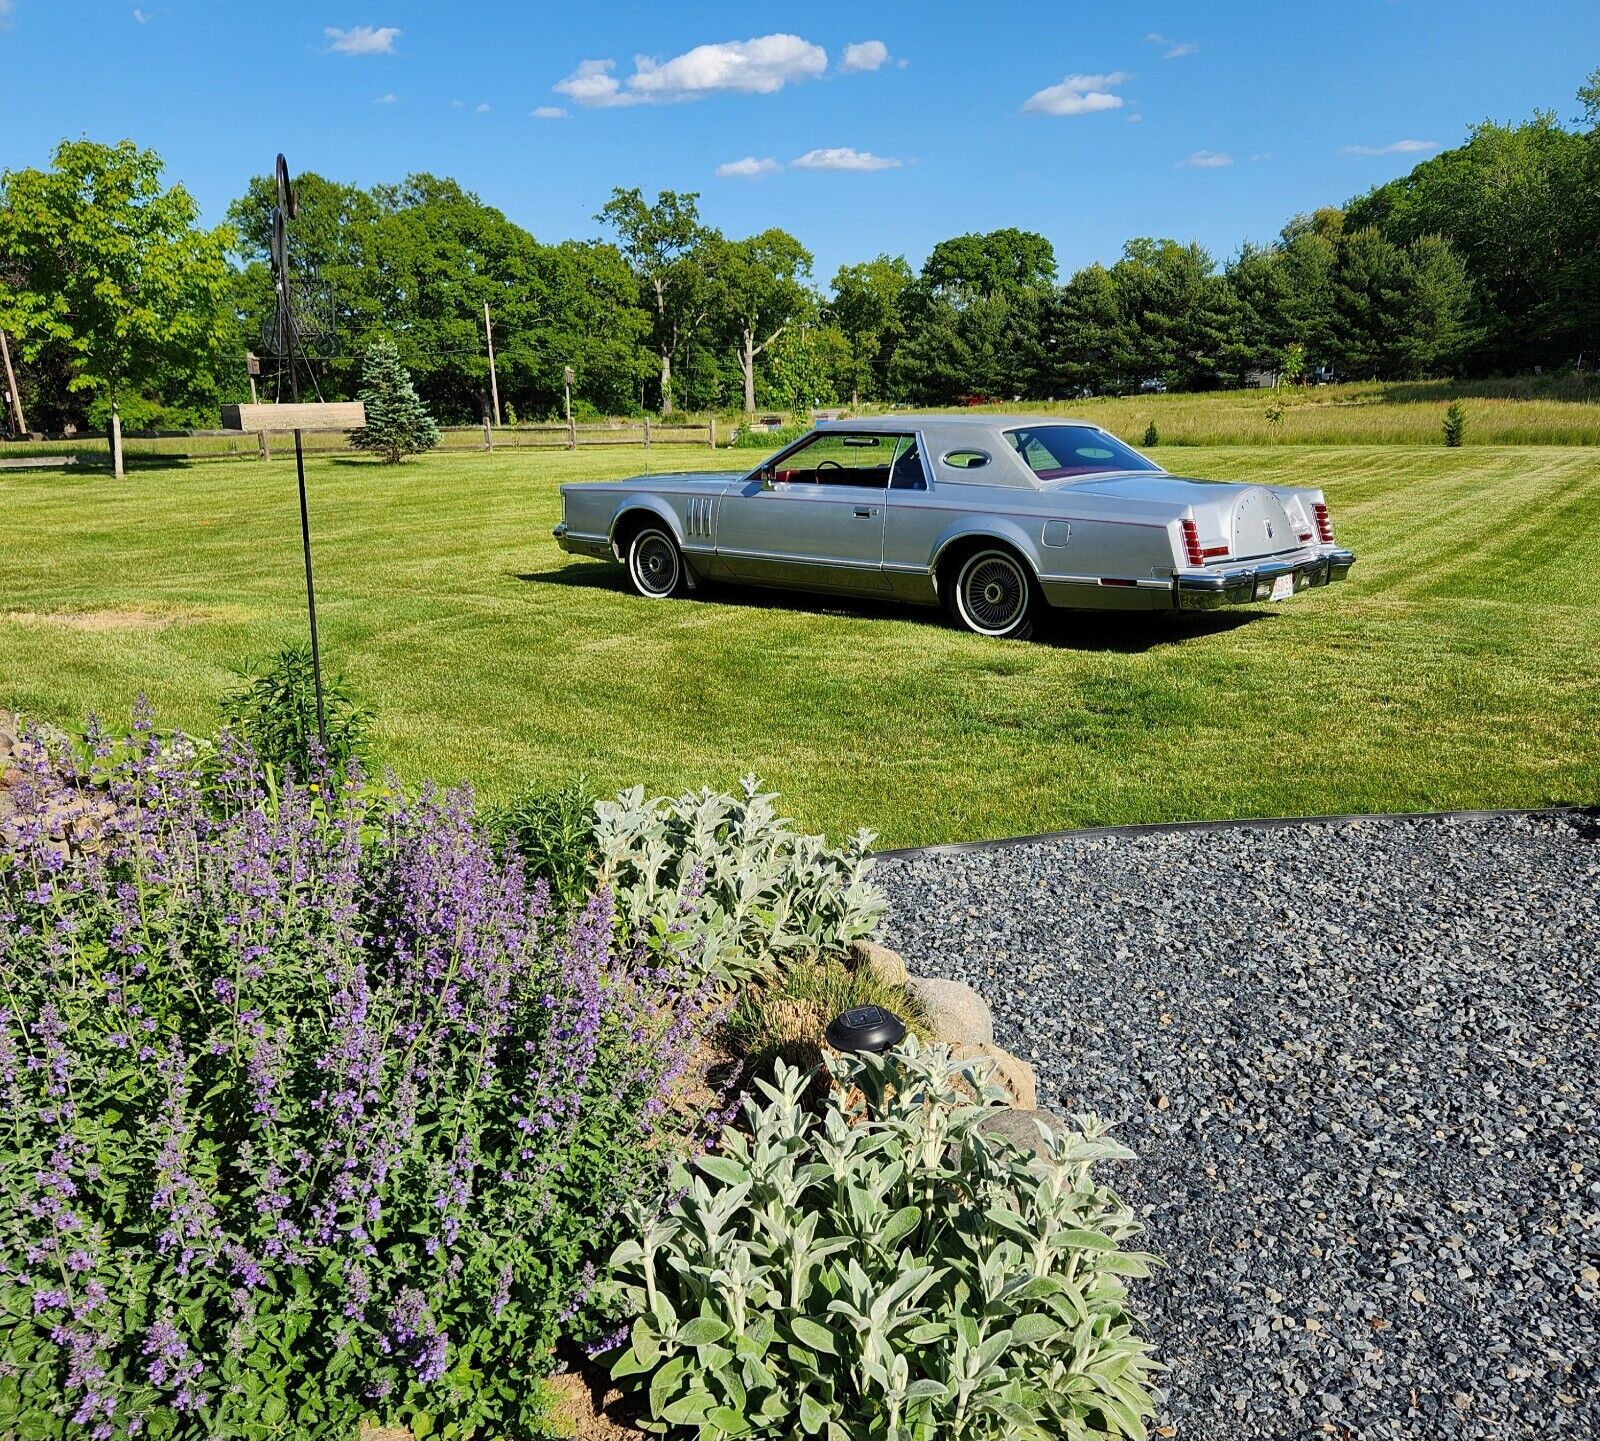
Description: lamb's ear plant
603,1037,1161,1440
592,775,886,985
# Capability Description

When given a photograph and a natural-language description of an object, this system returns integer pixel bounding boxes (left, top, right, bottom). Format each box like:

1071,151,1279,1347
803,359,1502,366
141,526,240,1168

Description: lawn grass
1,442,1595,847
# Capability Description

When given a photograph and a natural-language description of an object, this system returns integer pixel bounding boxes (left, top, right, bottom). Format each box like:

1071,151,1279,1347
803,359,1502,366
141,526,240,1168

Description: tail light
1179,519,1205,566
1312,502,1335,543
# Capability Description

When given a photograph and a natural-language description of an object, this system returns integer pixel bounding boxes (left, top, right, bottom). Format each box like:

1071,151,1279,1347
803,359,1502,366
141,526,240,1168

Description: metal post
484,301,501,428
292,426,328,753
483,413,494,451
564,364,576,449
643,414,651,449
274,153,327,756
708,417,716,448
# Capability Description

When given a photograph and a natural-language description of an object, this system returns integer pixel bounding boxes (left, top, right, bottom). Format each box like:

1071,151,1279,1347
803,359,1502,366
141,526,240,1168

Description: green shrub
1142,420,1159,448
604,1039,1159,1440
1443,399,1467,447
592,776,886,984
219,642,373,779
492,773,601,914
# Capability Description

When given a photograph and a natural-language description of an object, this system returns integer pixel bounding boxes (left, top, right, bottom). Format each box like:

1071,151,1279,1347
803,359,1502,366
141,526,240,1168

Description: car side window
771,432,903,489
890,438,928,490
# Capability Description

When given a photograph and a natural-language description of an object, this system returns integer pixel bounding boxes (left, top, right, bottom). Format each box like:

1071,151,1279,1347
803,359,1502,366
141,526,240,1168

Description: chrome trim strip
715,546,882,573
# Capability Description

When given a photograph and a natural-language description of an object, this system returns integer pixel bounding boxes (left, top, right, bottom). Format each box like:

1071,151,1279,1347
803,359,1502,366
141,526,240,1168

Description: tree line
1,71,1596,436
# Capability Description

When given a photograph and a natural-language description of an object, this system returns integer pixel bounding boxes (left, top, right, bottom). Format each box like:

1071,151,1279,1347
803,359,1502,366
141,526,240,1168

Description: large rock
975,1107,1072,1162
907,975,994,1047
848,938,909,987
951,1041,1038,1109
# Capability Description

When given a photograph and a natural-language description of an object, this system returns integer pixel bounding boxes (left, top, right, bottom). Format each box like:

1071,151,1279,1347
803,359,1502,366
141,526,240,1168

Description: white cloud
1126,112,1144,123
1340,138,1438,156
451,99,465,109
556,34,827,106
554,59,624,105
0,0,15,28
325,24,401,56
132,7,150,22
1182,149,1233,168
476,101,490,113
531,105,568,120
791,146,901,172
374,92,398,104
1022,72,1130,116
840,39,889,73
1249,151,1271,162
717,156,781,178
1145,31,1199,59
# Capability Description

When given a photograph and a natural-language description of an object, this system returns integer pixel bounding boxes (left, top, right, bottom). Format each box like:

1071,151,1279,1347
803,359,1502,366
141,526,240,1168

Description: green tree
350,338,439,462
714,229,814,413
0,139,234,476
598,188,720,414
1108,239,1234,389
921,228,1057,299
1346,114,1590,369
828,255,911,407
1022,263,1122,396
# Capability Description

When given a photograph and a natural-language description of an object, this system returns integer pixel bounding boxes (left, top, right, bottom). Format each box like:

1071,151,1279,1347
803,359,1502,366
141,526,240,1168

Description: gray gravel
877,812,1600,1440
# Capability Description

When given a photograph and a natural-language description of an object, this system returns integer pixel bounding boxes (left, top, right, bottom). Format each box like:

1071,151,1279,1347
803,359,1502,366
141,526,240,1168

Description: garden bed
879,811,1600,1439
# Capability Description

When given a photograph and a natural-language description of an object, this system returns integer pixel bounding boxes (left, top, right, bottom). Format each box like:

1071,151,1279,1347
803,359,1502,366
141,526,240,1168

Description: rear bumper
1175,548,1355,610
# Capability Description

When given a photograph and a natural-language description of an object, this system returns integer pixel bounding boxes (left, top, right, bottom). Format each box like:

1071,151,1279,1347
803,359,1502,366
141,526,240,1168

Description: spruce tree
350,339,439,463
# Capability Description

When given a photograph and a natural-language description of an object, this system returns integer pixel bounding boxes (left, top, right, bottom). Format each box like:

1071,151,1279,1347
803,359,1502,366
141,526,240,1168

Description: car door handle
853,507,876,518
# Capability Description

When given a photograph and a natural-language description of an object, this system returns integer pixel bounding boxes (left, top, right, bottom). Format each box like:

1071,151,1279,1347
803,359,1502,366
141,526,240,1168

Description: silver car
552,416,1355,640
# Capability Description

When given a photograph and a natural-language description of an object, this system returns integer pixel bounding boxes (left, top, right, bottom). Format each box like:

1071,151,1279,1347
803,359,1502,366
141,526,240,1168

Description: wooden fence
0,417,720,465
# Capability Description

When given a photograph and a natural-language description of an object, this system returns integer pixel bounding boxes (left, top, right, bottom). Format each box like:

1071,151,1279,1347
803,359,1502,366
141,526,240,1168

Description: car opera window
1004,425,1162,480
770,432,910,489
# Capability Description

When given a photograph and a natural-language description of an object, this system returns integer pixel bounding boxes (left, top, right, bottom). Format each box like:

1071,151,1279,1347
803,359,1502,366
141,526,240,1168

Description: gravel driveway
877,812,1599,1440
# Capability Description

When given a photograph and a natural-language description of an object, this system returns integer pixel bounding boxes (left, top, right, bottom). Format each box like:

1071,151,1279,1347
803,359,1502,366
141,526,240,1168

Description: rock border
847,937,1047,1119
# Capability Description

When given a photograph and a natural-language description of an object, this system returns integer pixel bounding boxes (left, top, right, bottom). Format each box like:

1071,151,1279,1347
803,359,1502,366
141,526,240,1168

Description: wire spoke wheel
628,527,683,598
954,549,1034,638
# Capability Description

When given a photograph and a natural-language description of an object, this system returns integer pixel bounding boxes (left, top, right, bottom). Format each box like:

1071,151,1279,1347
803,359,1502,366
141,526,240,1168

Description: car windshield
1004,425,1161,480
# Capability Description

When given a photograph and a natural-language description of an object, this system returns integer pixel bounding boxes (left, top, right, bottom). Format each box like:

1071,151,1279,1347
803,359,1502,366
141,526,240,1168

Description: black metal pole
274,152,329,759
291,426,328,754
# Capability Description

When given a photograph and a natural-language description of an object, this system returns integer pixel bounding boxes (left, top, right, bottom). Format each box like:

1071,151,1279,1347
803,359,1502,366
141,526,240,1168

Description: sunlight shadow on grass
510,568,1269,653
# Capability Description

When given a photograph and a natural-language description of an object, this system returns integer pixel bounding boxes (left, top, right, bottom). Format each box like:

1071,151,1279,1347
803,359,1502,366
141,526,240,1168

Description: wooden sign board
221,401,366,433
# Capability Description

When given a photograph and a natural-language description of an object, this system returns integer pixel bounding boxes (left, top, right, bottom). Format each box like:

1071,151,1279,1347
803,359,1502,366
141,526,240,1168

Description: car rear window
1004,425,1161,480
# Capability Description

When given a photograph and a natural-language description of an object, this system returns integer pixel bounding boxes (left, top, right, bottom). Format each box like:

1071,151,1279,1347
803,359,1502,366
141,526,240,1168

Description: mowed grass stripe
1,444,1595,847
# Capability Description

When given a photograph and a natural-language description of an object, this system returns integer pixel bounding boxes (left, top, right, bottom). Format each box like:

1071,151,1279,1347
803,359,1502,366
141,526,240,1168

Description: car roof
815,413,1101,432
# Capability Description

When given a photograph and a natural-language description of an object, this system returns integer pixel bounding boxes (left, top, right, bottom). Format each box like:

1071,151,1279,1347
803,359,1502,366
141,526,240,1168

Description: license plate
1270,574,1295,601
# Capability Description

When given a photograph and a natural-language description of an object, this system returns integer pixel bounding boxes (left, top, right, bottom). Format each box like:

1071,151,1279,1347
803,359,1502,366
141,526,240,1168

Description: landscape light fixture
825,1006,907,1054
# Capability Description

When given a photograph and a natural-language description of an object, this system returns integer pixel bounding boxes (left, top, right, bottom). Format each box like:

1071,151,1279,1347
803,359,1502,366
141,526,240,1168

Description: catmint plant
603,1039,1161,1440
0,708,715,1439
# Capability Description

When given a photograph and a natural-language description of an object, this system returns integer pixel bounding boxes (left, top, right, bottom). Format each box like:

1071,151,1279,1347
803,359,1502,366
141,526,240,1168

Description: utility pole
0,328,25,437
484,301,501,428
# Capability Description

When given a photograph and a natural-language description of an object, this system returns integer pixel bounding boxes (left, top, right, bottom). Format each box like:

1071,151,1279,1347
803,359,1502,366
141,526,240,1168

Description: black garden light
825,1006,907,1054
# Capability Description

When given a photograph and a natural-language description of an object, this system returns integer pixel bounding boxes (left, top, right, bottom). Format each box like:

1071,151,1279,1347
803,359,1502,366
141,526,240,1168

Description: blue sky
3,1,1596,283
